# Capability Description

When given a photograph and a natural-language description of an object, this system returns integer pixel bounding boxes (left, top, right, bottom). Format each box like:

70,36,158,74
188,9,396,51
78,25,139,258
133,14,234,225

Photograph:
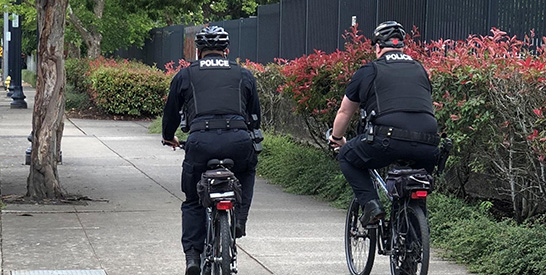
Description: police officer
162,26,261,275
329,21,439,226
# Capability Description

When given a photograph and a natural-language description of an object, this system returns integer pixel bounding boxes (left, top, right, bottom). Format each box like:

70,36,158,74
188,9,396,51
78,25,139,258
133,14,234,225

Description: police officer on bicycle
329,21,439,226
162,26,261,275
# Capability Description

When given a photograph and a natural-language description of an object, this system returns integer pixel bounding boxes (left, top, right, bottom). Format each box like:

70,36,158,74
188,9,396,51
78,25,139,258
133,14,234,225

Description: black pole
3,11,9,95
9,0,27,109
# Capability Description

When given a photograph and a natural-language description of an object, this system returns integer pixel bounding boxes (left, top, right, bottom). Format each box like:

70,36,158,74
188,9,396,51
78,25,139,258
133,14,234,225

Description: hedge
65,57,171,116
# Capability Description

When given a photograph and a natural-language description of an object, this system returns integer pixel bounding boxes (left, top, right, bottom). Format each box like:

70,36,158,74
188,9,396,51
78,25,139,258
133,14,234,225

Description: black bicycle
163,141,239,275
345,166,431,275
326,130,451,275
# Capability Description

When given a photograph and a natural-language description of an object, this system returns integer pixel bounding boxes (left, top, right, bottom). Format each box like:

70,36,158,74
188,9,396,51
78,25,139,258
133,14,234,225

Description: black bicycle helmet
195,26,230,51
371,21,406,48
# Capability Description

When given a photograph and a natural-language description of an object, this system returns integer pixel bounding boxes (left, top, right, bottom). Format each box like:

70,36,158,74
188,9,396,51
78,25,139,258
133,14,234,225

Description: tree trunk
27,0,69,200
67,0,104,59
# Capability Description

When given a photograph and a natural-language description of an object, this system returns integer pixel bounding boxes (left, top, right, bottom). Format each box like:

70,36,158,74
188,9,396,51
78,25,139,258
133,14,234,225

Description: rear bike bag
197,168,242,208
386,168,433,198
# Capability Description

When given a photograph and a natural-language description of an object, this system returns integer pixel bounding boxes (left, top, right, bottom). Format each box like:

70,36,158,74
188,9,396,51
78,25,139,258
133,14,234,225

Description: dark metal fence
257,3,280,64
254,0,546,63
115,0,546,66
113,25,184,70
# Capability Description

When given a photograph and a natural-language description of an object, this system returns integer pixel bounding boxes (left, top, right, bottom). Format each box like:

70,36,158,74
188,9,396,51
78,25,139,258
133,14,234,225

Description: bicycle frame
369,169,392,256
370,169,392,201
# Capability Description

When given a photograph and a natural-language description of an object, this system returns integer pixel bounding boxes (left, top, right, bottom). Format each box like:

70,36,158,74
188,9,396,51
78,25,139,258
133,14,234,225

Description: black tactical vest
362,52,434,118
185,57,246,122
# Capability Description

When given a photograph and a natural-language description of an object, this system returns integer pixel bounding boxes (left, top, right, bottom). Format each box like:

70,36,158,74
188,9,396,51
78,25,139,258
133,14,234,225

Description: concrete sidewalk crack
66,117,87,135
236,244,274,274
93,135,184,201
74,207,106,271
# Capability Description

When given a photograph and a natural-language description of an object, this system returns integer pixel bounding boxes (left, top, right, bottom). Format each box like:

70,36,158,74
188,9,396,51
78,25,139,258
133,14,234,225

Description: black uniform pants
338,134,439,207
180,129,258,253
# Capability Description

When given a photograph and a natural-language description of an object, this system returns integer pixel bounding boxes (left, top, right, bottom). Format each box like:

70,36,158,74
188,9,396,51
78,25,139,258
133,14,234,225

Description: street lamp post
3,10,9,95
8,0,27,109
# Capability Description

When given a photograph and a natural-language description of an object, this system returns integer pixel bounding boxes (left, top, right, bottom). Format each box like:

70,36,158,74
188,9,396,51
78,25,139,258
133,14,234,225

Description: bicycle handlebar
161,139,186,150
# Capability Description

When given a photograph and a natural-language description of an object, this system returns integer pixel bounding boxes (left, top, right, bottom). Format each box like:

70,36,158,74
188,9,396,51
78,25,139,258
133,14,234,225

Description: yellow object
5,75,11,89
0,46,3,58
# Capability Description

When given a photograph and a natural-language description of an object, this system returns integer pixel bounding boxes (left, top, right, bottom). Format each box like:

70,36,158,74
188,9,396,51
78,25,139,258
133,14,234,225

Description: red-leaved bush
277,25,375,144
277,25,546,220
165,59,192,76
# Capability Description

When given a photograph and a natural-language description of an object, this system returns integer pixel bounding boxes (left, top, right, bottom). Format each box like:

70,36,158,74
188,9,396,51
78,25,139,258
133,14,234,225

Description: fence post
305,0,309,55
375,0,379,26
279,0,283,58
336,0,341,49
487,0,499,31
239,18,242,57
423,0,429,41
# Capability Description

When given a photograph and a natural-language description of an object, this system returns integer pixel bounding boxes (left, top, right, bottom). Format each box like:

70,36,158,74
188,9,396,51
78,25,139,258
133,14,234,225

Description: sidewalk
0,87,470,275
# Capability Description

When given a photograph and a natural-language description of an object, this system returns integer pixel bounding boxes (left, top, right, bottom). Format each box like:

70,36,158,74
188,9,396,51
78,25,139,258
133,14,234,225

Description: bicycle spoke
345,198,376,275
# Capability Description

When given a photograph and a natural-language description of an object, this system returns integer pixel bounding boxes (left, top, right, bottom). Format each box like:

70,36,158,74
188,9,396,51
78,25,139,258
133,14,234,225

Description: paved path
0,88,470,274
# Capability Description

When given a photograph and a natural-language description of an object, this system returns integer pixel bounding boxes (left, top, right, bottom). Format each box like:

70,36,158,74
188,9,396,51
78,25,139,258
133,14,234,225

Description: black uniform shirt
162,54,261,141
345,51,437,133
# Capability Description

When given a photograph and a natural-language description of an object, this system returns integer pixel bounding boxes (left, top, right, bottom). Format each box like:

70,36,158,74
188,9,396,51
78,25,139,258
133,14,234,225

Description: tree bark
27,0,69,200
67,0,104,59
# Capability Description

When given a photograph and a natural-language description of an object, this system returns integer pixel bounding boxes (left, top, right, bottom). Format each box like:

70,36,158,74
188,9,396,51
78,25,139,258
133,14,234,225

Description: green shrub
65,83,91,110
258,133,353,207
88,63,170,116
65,58,91,95
428,194,546,275
22,69,36,88
65,57,171,117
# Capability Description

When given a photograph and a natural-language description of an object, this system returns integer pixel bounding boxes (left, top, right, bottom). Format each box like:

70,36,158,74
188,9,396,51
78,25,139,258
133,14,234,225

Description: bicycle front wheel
389,201,430,275
213,211,234,275
345,197,376,275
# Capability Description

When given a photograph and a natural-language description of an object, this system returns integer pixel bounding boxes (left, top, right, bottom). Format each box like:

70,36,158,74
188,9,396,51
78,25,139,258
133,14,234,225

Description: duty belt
189,119,248,133
375,125,440,146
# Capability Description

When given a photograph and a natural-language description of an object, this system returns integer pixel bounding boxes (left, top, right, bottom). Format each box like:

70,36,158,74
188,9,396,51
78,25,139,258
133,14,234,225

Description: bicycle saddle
207,158,234,169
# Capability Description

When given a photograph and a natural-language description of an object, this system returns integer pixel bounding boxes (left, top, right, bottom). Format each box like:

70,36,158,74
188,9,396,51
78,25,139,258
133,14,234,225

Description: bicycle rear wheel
389,201,430,275
212,211,233,275
345,197,376,275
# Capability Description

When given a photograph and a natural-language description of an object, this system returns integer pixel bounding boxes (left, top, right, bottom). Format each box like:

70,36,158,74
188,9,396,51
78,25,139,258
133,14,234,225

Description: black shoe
235,220,246,238
185,249,201,275
360,199,386,226
185,259,200,275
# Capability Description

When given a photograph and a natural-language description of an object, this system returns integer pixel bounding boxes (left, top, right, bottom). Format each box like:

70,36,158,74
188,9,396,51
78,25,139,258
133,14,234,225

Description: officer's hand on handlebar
325,128,344,154
162,136,180,150
328,135,346,148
